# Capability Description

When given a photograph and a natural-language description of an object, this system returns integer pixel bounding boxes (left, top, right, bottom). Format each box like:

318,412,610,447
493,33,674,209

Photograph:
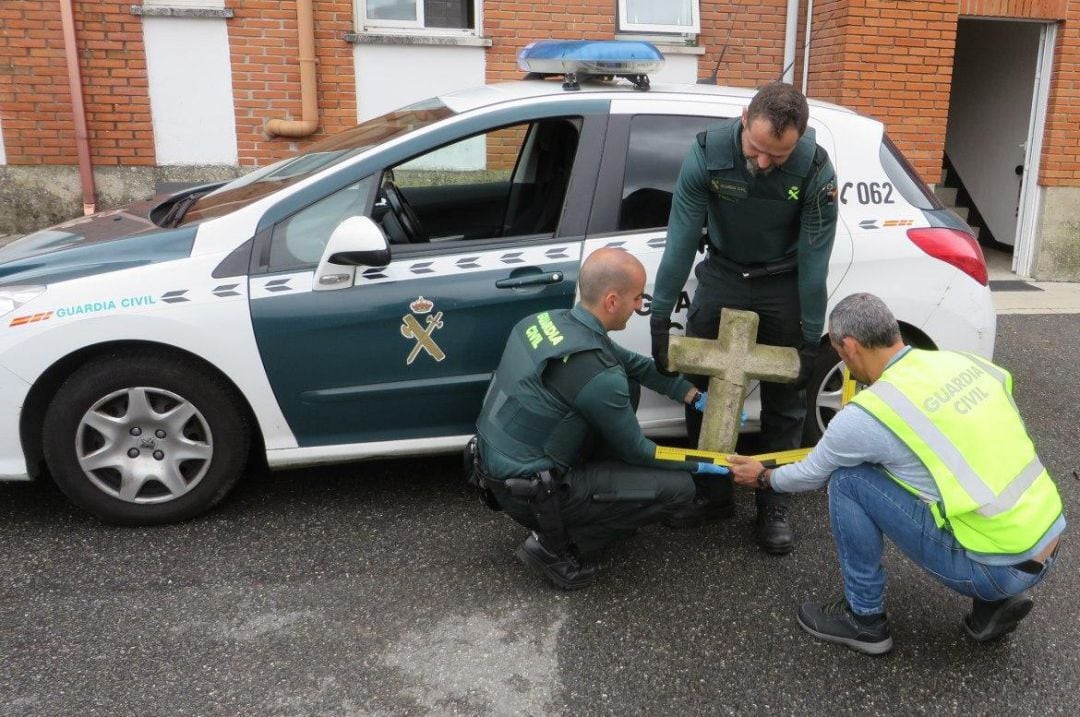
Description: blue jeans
828,464,1057,616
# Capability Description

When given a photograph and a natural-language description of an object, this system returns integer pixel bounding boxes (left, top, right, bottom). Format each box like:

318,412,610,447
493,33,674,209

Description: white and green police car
0,42,994,524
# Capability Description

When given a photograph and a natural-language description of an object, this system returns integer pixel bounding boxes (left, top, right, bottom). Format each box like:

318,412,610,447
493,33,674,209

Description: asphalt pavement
1,314,1078,715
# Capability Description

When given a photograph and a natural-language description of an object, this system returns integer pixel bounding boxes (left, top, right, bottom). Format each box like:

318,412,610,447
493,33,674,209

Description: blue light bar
517,40,665,78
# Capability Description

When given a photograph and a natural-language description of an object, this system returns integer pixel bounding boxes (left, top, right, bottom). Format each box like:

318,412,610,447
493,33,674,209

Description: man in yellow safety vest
729,292,1063,655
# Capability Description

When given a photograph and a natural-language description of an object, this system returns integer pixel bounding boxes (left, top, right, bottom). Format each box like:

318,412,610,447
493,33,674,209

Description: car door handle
495,272,564,289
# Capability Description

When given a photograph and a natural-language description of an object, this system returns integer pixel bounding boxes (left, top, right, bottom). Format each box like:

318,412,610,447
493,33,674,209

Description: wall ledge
130,5,234,18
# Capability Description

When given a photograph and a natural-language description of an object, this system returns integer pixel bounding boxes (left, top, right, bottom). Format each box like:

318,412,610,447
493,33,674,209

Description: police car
0,41,994,524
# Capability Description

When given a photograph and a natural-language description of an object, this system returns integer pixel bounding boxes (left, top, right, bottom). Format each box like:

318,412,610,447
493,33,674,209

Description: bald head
578,248,647,332
579,249,644,304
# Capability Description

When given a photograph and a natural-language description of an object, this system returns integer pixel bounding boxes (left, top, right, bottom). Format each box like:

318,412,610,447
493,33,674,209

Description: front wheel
42,352,250,525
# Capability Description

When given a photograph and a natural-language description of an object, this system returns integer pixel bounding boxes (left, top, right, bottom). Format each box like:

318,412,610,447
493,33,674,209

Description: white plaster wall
945,20,1041,247
354,44,486,121
0,114,6,165
142,17,238,165
651,53,699,85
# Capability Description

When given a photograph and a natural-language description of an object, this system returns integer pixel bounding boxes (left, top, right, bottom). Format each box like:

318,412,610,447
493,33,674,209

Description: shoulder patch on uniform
542,349,614,404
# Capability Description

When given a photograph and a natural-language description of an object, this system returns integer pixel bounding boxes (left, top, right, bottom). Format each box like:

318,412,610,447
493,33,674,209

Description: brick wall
225,0,357,168
0,1,154,166
806,0,959,184
1042,3,1080,185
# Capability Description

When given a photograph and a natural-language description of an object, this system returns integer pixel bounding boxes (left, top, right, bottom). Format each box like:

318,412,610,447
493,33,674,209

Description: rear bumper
921,274,997,358
0,362,31,481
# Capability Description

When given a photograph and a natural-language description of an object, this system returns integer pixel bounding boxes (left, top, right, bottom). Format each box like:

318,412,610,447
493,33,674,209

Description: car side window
268,176,376,272
376,117,582,248
619,114,719,232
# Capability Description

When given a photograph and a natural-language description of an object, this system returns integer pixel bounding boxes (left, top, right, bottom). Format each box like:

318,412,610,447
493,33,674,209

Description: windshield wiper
161,192,204,228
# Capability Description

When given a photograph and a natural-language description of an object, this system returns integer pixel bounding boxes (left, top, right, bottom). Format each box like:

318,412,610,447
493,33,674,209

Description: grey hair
828,293,901,349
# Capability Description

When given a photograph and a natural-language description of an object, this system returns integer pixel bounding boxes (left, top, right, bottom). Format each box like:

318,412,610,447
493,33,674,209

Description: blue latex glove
692,391,708,412
695,462,730,476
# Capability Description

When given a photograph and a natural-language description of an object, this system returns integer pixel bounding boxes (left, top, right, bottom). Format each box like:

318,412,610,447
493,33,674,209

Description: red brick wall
225,0,357,168
698,0,791,87
959,0,1067,18
0,1,154,166
1041,3,1080,184
805,0,959,183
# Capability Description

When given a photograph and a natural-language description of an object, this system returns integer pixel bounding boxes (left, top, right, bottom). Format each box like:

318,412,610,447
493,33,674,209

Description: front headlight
0,286,47,319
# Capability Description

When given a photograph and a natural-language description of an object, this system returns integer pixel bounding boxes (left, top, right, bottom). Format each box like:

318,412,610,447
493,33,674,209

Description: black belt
709,252,799,279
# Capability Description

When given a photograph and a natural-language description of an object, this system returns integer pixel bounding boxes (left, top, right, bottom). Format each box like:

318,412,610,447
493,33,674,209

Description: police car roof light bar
517,40,665,92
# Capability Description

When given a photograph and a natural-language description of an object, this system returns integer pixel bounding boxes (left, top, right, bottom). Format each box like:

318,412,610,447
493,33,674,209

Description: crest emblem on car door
400,296,446,365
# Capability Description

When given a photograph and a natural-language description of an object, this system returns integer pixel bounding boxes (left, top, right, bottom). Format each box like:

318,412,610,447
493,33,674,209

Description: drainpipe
266,0,319,138
59,0,97,215
783,0,799,84
801,0,815,95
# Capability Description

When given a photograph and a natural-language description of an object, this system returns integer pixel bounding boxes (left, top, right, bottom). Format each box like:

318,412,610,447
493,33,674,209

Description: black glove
792,340,820,391
650,315,676,376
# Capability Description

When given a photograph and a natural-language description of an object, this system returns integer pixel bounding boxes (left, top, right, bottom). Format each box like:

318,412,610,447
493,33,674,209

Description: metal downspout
783,0,799,84
802,0,815,95
266,0,319,138
58,0,97,215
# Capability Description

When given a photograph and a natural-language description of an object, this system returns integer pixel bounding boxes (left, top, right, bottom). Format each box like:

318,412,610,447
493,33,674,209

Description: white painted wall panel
946,20,1041,247
143,17,237,165
354,44,485,122
651,54,698,85
0,114,6,165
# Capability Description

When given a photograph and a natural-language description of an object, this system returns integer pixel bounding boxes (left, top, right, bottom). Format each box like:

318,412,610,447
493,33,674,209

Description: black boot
515,532,597,590
663,497,734,528
963,594,1033,642
755,502,794,554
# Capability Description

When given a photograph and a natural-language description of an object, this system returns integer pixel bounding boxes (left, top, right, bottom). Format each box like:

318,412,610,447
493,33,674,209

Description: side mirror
314,216,390,291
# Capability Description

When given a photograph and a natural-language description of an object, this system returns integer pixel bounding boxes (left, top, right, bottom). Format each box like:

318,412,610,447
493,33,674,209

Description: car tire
42,351,250,525
802,342,845,446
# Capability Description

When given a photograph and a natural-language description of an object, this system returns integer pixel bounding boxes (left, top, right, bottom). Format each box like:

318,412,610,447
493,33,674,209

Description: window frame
356,0,482,36
617,0,700,35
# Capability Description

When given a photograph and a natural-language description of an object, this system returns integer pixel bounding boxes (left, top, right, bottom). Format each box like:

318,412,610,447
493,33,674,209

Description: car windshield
177,99,455,226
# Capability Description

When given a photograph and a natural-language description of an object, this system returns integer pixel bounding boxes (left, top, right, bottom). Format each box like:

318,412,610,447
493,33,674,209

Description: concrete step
934,185,959,205
949,204,970,222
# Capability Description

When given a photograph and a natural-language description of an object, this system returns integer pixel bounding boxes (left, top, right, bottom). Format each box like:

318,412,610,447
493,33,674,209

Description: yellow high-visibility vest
852,349,1061,555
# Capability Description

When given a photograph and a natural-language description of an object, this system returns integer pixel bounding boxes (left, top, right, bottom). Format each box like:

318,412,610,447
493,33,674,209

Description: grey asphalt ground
0,313,1077,716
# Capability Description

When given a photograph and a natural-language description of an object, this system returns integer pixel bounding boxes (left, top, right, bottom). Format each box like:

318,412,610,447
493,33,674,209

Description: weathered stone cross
668,308,801,453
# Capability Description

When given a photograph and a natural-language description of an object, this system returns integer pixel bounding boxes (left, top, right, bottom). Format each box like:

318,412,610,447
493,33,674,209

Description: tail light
906,228,988,286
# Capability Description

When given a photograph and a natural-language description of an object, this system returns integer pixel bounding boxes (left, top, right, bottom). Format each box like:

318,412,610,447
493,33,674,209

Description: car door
248,102,609,447
586,97,850,433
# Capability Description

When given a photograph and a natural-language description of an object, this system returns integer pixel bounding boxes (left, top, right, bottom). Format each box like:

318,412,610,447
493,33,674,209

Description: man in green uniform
475,248,729,590
650,82,839,553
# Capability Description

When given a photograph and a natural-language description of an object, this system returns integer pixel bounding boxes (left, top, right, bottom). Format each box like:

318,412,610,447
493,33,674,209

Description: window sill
614,34,704,55
130,5,234,18
344,32,492,48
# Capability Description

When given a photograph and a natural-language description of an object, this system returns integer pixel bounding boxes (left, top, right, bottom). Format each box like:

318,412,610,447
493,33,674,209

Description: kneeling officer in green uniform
473,248,726,590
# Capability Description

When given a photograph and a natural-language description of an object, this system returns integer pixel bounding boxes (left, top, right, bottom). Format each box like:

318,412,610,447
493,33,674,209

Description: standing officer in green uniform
650,82,838,554
474,248,729,590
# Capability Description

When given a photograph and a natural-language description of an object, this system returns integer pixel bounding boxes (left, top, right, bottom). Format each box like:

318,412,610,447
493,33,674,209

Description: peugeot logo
139,437,156,449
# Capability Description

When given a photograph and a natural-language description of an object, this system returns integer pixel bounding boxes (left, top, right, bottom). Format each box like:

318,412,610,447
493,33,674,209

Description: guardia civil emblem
401,296,445,365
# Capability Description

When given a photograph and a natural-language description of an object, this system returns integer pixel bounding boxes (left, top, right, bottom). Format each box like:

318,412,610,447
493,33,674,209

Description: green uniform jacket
477,304,698,479
653,118,839,343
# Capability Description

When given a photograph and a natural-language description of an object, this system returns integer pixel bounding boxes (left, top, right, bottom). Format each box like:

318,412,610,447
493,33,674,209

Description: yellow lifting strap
655,366,860,468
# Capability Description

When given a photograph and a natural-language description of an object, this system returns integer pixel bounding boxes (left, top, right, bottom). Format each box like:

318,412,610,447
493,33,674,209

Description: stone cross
668,308,801,453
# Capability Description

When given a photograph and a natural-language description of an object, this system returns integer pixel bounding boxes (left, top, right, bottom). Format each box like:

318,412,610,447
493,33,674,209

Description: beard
745,158,775,177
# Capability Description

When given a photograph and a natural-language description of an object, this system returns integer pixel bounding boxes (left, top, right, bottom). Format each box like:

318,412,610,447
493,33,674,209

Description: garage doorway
944,18,1056,278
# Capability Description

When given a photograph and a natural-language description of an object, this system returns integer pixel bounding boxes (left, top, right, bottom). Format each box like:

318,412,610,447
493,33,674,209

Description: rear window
619,114,718,231
880,134,943,211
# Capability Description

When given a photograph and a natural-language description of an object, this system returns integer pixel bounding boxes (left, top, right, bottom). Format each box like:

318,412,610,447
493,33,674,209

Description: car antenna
698,2,746,85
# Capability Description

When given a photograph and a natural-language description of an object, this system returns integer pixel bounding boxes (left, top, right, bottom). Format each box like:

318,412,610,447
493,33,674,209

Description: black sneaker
755,503,794,554
662,497,735,529
963,594,1033,642
797,599,894,655
515,533,597,590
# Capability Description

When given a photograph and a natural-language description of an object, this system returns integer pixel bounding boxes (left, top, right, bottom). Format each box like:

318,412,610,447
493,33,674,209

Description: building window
618,0,700,34
359,0,478,32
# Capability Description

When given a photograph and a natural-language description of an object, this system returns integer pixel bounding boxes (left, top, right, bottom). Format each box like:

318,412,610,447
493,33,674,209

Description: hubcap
813,360,847,435
74,386,213,504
